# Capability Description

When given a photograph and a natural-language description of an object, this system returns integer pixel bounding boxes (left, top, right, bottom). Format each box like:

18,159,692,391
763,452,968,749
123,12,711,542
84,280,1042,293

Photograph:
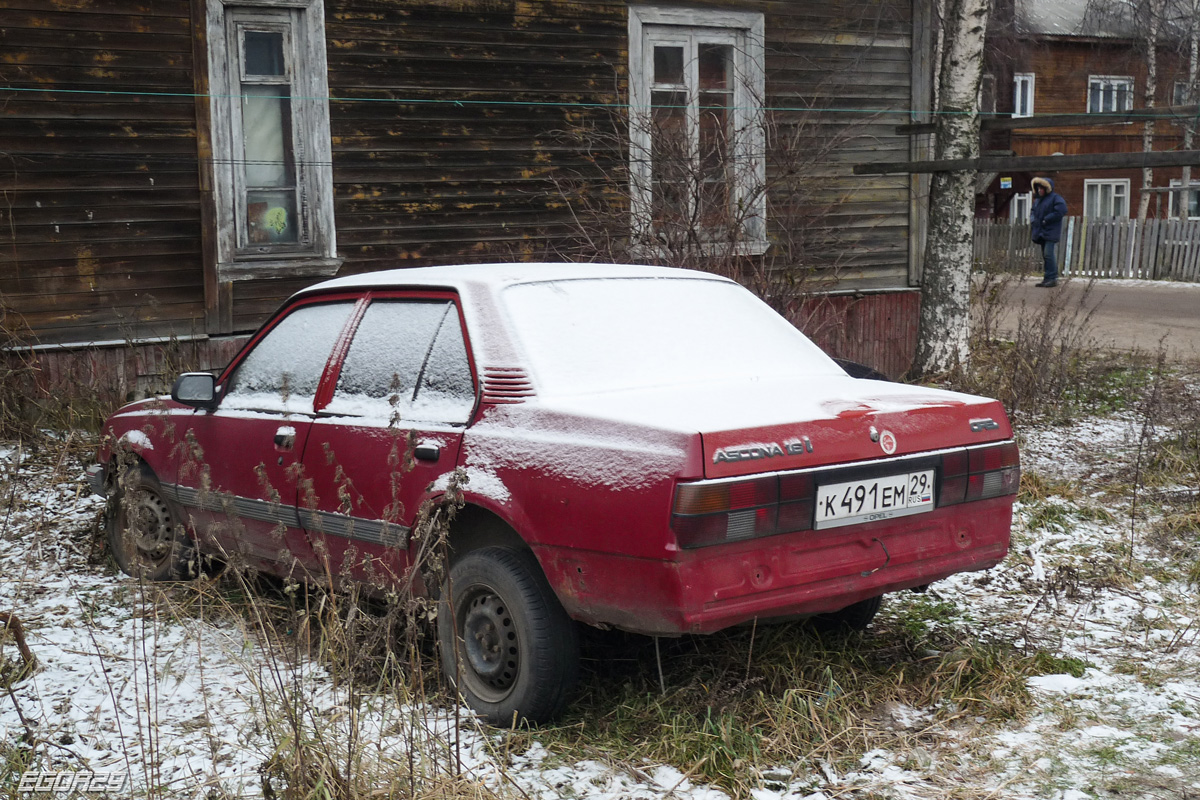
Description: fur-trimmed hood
1032,176,1055,194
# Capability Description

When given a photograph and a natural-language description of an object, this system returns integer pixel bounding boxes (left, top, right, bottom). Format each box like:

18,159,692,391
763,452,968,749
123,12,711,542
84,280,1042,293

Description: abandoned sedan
88,263,1018,724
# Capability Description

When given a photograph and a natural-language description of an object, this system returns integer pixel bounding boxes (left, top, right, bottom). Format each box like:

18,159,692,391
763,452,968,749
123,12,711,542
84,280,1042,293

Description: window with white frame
206,0,337,279
1168,179,1200,219
628,6,766,254
979,73,996,115
1010,192,1031,222
1013,73,1034,118
1174,81,1194,107
1084,179,1130,218
1088,76,1134,113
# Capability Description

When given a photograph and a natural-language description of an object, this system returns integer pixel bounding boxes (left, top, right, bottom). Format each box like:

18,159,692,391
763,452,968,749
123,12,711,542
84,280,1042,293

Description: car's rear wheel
811,594,883,633
437,546,578,726
108,464,192,581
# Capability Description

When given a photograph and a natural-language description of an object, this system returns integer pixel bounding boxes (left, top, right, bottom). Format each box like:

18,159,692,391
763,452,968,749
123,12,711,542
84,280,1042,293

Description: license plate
814,470,935,530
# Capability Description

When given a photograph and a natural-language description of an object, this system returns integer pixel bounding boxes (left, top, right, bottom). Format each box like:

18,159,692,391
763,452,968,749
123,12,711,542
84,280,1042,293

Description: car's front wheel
437,546,578,725
107,464,192,581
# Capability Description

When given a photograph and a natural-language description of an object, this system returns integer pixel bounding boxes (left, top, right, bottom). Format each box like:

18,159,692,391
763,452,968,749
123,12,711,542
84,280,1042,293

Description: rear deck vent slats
481,367,535,404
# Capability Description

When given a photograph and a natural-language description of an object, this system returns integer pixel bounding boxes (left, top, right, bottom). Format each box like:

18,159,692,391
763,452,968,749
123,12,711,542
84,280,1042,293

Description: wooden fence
974,216,1200,281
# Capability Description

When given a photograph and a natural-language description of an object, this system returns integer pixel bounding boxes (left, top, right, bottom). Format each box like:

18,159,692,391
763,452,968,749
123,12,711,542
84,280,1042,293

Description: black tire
107,464,192,581
437,546,578,726
811,594,884,633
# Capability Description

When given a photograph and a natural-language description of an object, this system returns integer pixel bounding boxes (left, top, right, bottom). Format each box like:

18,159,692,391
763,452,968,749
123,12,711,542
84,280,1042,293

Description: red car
88,263,1017,724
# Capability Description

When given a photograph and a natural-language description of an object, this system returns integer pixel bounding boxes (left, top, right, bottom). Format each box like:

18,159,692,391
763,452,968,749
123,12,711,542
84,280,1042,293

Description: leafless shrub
963,268,1103,420
544,65,880,323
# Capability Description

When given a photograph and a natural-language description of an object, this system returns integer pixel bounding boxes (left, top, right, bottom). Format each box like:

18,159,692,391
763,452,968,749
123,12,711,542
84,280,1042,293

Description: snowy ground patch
3,399,1200,797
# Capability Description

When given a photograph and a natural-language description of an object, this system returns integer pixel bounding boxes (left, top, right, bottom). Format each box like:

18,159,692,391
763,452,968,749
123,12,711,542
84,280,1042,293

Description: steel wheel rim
459,586,519,700
124,489,173,566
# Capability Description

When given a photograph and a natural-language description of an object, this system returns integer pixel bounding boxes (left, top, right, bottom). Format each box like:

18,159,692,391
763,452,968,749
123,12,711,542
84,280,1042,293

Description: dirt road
994,275,1200,363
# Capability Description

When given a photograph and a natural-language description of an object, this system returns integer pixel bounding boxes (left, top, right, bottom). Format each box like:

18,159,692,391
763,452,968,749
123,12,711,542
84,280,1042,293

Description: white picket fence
974,216,1200,281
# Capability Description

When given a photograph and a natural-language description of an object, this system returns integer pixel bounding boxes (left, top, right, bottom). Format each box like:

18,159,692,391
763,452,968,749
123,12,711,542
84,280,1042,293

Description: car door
174,297,360,575
292,294,477,588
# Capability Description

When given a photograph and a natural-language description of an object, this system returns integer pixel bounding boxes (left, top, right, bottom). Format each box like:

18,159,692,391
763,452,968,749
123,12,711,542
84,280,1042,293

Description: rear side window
224,301,355,413
326,300,475,425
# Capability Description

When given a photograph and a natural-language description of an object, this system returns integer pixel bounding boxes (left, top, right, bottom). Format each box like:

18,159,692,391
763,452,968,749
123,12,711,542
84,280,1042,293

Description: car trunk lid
701,381,1011,479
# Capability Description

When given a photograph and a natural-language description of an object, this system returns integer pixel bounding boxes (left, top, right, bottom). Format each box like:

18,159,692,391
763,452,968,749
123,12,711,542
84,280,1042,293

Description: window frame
206,0,339,281
1087,75,1134,114
324,297,478,426
1167,179,1200,219
1013,73,1035,118
1083,178,1131,218
979,73,996,115
627,6,767,256
218,293,364,414
1173,81,1193,107
1010,192,1031,222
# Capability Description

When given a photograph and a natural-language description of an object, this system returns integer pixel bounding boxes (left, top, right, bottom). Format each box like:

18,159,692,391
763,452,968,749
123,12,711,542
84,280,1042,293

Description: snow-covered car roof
296,262,731,296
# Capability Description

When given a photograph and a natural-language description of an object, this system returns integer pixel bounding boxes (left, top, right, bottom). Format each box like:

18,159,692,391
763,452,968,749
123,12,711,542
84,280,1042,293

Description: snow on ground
2,404,1199,798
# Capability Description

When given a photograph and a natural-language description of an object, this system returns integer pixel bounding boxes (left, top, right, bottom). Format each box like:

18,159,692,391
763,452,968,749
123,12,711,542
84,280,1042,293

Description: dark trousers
1041,239,1059,283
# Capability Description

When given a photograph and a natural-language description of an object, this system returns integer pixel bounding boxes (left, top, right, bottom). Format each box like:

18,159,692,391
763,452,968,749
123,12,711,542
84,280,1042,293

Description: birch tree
1137,0,1165,220
913,0,991,375
1177,0,1198,218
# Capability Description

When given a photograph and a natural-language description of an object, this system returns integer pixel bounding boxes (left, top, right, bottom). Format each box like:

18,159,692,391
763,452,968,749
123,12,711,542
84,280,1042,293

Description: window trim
1173,81,1193,107
1012,73,1034,118
1087,75,1134,114
627,5,767,256
220,294,363,415
1167,179,1200,219
1010,191,1031,222
979,73,996,115
206,0,339,282
1083,178,1131,218
321,295,478,425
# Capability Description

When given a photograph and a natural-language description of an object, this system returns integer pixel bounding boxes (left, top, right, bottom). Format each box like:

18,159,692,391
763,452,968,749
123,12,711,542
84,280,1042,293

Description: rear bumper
538,496,1013,636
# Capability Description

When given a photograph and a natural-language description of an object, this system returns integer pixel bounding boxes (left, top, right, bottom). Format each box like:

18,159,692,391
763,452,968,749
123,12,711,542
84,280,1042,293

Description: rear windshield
502,277,844,395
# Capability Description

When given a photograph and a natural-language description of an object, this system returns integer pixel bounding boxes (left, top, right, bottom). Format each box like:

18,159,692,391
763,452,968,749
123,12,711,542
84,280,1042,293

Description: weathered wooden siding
3,0,921,359
15,335,247,412
765,0,915,288
225,0,919,316
0,0,206,346
794,290,920,379
1005,37,1191,218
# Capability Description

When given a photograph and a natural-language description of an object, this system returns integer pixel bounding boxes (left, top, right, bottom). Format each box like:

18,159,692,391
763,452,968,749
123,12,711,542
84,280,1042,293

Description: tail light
671,440,1018,549
938,441,1020,506
672,473,813,549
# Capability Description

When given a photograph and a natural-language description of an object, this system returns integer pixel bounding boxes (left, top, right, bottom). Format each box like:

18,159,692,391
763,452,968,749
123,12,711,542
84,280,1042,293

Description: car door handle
414,443,440,462
274,427,297,451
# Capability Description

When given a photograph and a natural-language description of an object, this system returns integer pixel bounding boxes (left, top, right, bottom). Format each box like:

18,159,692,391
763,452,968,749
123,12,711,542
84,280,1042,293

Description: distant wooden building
980,0,1197,221
2,0,934,397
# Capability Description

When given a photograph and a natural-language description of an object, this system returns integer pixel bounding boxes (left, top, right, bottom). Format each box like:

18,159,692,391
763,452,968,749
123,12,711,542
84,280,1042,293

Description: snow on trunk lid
702,395,1012,479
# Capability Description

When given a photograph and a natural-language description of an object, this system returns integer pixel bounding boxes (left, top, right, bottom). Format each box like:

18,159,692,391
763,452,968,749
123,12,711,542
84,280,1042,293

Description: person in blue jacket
1030,176,1068,287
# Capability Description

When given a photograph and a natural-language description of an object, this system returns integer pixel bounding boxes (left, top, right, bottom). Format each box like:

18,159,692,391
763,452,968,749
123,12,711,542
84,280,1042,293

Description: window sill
218,257,343,282
632,238,770,260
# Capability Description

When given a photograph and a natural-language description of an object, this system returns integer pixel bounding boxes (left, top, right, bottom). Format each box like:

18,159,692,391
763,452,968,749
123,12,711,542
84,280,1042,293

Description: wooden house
980,0,1198,221
1,0,934,401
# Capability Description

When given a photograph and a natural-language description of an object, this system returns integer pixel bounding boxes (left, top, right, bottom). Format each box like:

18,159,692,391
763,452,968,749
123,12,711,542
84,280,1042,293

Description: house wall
794,290,920,380
3,0,925,395
0,1,207,346
994,36,1192,218
306,0,918,296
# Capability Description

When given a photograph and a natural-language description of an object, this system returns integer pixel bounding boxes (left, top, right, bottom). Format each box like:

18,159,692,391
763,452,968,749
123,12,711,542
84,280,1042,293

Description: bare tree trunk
1180,0,1198,219
1137,3,1161,221
913,0,990,376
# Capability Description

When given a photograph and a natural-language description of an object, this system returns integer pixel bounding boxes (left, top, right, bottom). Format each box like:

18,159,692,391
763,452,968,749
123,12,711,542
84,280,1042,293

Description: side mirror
171,372,217,411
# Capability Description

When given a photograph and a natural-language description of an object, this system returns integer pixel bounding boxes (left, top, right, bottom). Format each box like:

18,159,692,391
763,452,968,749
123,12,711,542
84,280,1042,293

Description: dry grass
4,288,1200,798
